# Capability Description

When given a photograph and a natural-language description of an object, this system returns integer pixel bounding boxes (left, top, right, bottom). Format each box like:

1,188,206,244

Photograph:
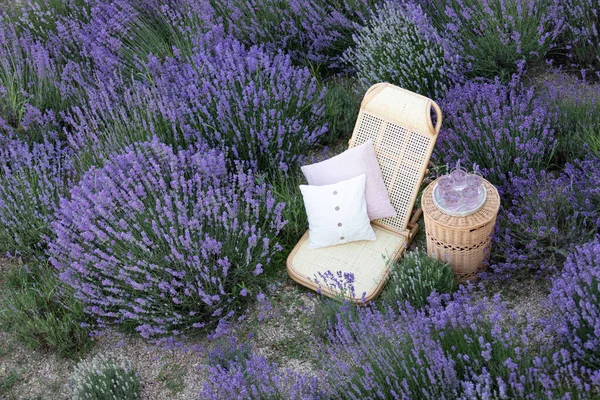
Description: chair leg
407,208,422,240
410,208,423,224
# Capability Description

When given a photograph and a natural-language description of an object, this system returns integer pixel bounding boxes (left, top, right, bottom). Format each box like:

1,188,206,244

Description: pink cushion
301,140,397,221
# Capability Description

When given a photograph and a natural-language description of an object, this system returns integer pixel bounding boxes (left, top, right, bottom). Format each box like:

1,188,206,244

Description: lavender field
0,0,599,398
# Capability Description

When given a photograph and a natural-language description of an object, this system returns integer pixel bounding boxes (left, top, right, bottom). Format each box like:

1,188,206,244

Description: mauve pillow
301,140,396,220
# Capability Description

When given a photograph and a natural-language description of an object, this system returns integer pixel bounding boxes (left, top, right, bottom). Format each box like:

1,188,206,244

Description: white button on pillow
299,174,376,249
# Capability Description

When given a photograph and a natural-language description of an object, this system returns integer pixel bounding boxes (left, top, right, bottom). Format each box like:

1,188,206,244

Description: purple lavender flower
0,137,77,257
342,1,465,99
547,239,600,368
65,27,327,173
202,351,324,399
490,155,600,279
316,284,600,398
317,302,460,399
556,0,600,79
418,0,563,78
49,139,286,340
148,28,327,172
436,78,557,188
207,0,375,71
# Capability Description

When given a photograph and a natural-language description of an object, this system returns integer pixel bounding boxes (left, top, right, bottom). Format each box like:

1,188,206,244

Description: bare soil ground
0,252,549,399
0,256,321,399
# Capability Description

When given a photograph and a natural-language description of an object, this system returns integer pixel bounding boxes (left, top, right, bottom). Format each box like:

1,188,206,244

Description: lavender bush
5,0,190,98
202,352,324,399
67,29,327,174
199,288,600,398
317,287,600,398
319,304,460,399
539,73,600,163
381,249,456,309
61,26,330,173
149,29,327,173
419,0,563,79
0,22,64,142
49,139,286,340
436,79,556,188
429,290,541,387
430,289,600,398
14,0,186,84
342,1,463,99
564,155,600,232
548,239,600,369
208,0,375,72
68,353,140,400
491,170,593,278
492,172,575,276
557,0,600,79
0,138,77,257
2,0,139,115
491,153,600,278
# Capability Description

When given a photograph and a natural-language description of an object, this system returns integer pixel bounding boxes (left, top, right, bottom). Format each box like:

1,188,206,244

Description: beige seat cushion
287,224,408,302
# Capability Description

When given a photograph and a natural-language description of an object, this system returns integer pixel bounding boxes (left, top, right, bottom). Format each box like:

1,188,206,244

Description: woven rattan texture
287,226,407,302
421,179,500,281
349,84,440,234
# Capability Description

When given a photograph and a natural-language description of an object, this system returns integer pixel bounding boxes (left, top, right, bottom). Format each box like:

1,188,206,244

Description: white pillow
300,174,376,249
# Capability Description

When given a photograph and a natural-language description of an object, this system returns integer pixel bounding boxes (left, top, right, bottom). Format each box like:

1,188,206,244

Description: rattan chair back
349,83,442,233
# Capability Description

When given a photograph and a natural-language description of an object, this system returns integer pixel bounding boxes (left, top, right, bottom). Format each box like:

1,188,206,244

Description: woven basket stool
421,178,500,281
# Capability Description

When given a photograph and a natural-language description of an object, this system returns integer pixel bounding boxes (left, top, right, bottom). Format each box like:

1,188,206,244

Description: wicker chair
287,83,442,302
